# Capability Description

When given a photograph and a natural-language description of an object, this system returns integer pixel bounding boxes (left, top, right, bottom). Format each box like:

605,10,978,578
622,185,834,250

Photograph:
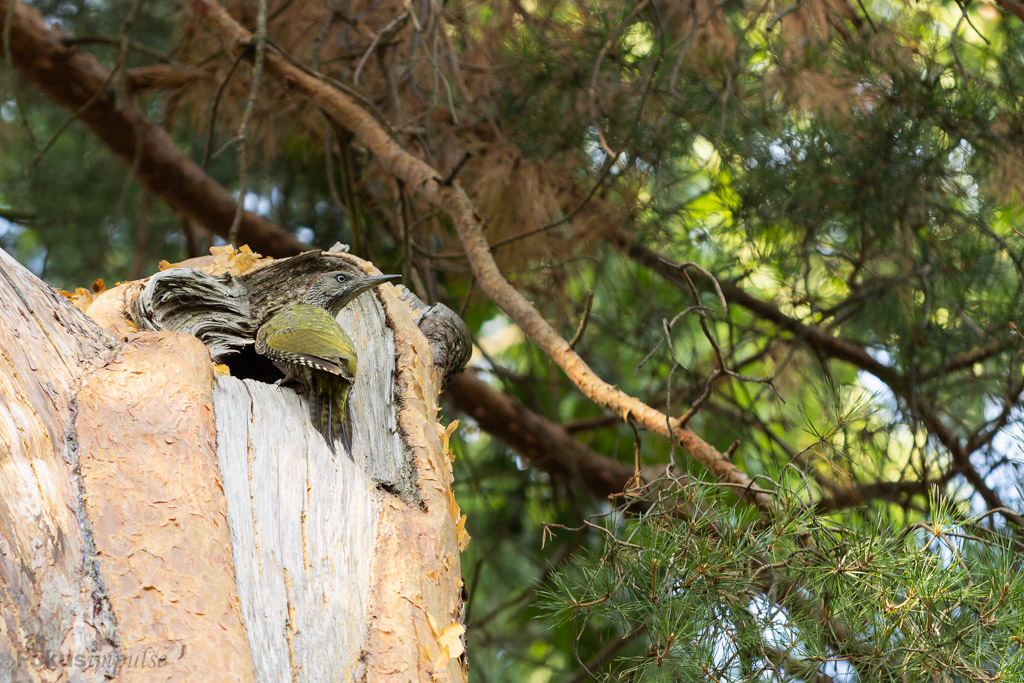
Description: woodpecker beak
354,273,401,296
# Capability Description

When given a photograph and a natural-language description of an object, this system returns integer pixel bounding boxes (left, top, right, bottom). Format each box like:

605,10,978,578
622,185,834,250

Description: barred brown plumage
254,268,400,454
417,302,473,388
395,287,473,388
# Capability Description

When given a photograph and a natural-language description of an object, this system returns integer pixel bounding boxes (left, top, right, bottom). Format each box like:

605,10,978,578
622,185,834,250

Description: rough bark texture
0,249,253,681
0,251,122,679
75,333,256,682
361,283,468,681
0,248,468,681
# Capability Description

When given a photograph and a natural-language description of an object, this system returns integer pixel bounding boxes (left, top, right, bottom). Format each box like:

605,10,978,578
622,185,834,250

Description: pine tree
3,0,1024,679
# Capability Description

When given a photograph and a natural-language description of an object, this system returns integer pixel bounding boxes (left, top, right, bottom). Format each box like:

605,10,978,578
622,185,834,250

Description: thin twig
265,37,393,131
568,290,595,350
951,9,970,83
61,34,169,61
202,49,246,169
352,11,408,86
32,70,118,166
228,0,269,246
482,50,664,253
309,9,335,72
329,120,364,254
437,149,473,187
587,0,650,161
458,277,475,319
3,0,15,67
130,191,152,279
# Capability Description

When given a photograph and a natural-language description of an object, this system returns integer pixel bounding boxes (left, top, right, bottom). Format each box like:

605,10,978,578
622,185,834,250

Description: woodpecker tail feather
310,374,353,455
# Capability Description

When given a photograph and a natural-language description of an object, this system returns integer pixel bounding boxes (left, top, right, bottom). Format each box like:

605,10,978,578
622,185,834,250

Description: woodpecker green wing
249,270,401,456
255,303,358,380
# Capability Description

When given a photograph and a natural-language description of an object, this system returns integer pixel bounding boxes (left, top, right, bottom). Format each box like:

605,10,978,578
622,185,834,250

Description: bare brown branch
994,0,1024,23
0,0,306,257
447,372,636,499
187,0,775,512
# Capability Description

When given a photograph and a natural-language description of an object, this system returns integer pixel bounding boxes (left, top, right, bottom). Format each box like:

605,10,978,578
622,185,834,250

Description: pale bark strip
0,249,122,680
213,378,379,681
340,287,411,498
208,255,404,681
188,0,773,511
75,332,255,682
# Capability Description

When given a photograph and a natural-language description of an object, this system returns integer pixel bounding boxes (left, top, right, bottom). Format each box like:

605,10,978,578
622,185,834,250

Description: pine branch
617,229,1024,531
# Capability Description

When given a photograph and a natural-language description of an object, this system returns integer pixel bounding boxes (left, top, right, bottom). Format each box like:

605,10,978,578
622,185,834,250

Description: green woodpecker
254,269,400,453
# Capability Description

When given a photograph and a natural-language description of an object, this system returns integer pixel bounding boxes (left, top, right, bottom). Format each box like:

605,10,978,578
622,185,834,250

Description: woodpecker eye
334,273,348,284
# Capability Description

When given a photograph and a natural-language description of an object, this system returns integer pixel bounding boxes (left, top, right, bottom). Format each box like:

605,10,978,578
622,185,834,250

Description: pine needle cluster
539,483,1024,682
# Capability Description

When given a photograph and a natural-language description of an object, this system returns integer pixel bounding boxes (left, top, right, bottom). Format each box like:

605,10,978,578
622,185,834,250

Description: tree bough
185,0,774,513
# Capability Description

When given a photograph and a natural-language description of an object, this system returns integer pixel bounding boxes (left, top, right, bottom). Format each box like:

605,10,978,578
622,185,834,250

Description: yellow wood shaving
59,286,97,312
428,614,466,669
455,514,471,551
441,419,459,459
437,622,466,660
426,612,440,637
202,244,268,276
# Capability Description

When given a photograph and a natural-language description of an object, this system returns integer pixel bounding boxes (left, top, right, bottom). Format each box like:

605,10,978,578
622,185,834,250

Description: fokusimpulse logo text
15,647,168,670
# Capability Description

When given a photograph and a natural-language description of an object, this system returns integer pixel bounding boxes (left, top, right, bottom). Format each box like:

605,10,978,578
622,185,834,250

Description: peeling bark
0,251,121,681
0,248,468,681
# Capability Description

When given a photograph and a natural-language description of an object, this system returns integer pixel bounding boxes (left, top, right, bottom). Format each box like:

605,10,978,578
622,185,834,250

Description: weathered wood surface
209,261,403,680
214,379,379,680
0,246,468,682
0,250,121,680
0,249,254,682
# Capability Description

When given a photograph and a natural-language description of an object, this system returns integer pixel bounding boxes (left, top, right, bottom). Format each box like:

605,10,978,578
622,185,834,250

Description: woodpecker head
301,270,401,315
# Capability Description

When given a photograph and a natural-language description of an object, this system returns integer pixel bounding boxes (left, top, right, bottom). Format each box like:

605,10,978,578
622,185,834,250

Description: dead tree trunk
0,247,468,682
